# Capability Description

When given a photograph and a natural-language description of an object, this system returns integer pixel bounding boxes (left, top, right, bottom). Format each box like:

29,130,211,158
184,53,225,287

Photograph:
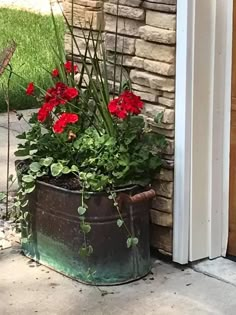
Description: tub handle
118,189,156,204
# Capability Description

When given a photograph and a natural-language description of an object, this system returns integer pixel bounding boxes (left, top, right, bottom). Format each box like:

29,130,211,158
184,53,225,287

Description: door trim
209,0,233,258
173,0,233,263
173,0,194,264
222,0,233,256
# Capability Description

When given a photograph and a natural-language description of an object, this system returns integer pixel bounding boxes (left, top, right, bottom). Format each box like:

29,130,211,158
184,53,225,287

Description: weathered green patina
21,181,151,285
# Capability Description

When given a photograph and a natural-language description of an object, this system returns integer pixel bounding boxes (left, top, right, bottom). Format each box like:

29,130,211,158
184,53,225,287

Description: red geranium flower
108,90,143,119
26,82,34,95
63,87,79,101
64,61,78,74
45,83,79,105
45,82,68,105
53,113,79,133
52,69,59,77
37,102,55,122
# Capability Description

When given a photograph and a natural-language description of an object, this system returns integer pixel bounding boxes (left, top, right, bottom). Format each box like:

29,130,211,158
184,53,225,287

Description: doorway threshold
192,257,236,287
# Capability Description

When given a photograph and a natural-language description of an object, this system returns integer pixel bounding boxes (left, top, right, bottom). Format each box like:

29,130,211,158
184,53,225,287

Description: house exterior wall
64,0,177,256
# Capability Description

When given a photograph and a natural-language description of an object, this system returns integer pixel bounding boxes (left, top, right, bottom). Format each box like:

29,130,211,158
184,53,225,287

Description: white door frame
173,0,194,264
173,0,233,264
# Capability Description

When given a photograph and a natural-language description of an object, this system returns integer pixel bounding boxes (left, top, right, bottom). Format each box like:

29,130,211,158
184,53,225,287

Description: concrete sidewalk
0,0,62,15
0,110,35,192
0,246,236,315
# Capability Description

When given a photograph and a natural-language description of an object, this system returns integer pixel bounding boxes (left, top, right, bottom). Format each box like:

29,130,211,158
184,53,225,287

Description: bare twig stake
0,41,17,219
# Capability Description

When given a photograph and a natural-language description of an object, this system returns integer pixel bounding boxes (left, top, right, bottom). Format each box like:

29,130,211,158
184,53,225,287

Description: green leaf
117,219,124,228
62,166,71,174
25,185,36,194
73,140,80,149
23,212,29,220
87,245,93,255
154,112,164,124
132,237,139,246
36,171,46,177
22,175,35,183
40,157,53,167
29,162,41,173
80,223,91,234
127,237,139,248
21,200,29,208
79,247,88,257
84,193,91,200
78,206,87,215
14,149,29,157
14,201,21,207
79,245,93,257
104,137,116,147
50,163,63,177
127,237,132,248
16,132,27,139
71,165,79,172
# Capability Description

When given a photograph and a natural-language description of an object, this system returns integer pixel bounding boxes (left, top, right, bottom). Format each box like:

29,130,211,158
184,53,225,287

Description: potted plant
13,9,165,285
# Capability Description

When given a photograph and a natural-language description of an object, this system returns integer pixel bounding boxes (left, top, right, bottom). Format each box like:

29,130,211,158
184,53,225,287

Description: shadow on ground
1,245,236,315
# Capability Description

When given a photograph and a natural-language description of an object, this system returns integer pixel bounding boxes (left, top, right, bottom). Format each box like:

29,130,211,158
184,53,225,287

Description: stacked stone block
64,0,176,256
64,0,104,29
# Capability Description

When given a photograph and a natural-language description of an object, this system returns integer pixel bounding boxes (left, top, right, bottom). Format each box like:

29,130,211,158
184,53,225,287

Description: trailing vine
77,184,93,257
107,189,139,248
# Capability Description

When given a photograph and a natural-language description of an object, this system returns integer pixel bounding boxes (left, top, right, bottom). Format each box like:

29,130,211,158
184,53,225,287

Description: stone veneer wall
64,0,176,256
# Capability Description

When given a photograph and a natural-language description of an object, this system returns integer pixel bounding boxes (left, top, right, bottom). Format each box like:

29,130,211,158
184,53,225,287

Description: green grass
0,8,64,112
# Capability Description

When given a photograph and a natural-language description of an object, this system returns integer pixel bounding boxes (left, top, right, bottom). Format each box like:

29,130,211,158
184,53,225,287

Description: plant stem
109,189,132,238
4,66,13,220
6,90,10,220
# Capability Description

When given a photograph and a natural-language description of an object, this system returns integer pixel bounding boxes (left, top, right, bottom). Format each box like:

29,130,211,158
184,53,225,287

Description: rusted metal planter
21,180,154,285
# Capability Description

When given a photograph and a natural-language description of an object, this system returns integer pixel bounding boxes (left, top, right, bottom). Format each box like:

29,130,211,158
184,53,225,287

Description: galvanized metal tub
21,180,153,285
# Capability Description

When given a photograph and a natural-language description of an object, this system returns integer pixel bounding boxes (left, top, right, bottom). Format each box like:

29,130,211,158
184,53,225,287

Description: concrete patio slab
0,0,62,15
0,110,35,192
1,246,236,315
193,257,236,288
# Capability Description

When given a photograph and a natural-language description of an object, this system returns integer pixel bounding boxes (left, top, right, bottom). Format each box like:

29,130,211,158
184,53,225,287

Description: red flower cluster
36,82,78,122
51,61,79,77
38,102,55,123
45,82,78,106
108,90,143,119
26,82,34,95
64,61,78,74
52,69,59,77
53,113,79,133
25,79,79,123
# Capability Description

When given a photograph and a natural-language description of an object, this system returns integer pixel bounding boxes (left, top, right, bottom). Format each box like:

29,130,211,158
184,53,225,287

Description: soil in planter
16,160,81,190
41,175,81,190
